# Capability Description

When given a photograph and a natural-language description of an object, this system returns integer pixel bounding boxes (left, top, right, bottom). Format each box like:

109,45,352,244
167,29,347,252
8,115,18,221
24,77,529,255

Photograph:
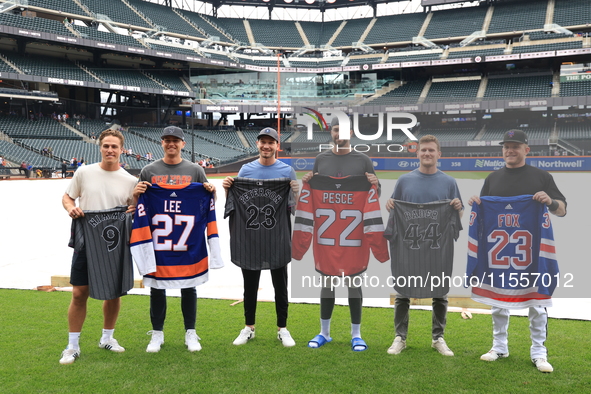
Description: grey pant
394,296,448,340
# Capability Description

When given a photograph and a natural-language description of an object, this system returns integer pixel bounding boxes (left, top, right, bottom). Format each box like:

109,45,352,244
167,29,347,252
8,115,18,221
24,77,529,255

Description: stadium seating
425,6,488,39
127,0,204,38
317,21,344,47
80,64,165,90
446,47,505,59
75,25,145,48
215,18,250,45
366,80,427,106
331,18,372,48
487,0,547,34
364,14,425,45
0,12,74,36
0,140,61,168
558,124,591,140
418,128,479,141
181,10,229,40
559,80,591,97
346,57,383,66
484,74,553,98
424,80,480,103
248,19,304,49
148,42,200,56
79,0,151,28
0,56,17,73
298,22,323,48
1,52,98,82
554,0,591,28
67,118,111,138
512,41,583,53
149,70,192,93
0,116,82,139
527,31,574,41
28,0,86,16
20,138,102,165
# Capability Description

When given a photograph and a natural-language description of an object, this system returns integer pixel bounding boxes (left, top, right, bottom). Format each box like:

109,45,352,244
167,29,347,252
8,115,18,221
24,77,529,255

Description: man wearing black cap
133,125,216,353
468,129,566,373
223,127,299,348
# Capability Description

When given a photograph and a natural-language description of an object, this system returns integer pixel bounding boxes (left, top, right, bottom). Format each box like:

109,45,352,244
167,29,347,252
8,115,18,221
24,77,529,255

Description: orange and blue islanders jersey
130,183,223,289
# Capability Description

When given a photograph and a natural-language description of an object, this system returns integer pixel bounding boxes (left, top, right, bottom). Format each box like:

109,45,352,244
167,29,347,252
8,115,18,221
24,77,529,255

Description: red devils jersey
292,175,389,276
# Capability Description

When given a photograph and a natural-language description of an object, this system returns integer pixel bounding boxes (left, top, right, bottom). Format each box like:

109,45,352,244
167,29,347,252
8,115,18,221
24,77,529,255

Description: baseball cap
257,127,279,142
161,126,185,141
500,129,528,145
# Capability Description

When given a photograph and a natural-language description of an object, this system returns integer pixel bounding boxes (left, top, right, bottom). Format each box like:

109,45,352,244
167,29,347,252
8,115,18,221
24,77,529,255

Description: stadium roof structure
157,0,407,13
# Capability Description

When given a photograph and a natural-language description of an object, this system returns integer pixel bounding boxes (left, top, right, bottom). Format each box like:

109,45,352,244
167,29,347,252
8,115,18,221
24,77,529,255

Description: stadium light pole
190,116,195,163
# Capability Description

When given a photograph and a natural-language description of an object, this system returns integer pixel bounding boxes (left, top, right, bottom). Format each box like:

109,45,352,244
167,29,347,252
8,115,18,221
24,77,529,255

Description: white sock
351,323,361,339
68,332,81,350
101,328,114,342
320,319,331,339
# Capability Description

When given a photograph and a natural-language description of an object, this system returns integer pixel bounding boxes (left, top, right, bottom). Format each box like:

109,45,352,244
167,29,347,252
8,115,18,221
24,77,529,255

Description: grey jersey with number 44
384,200,461,298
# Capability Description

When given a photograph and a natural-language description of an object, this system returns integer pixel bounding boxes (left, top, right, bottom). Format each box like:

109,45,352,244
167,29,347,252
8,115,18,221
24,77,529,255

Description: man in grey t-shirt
385,135,463,357
133,126,215,353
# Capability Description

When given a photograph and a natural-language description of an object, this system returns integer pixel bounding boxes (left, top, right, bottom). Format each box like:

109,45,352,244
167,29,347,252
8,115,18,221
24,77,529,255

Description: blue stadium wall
281,156,591,172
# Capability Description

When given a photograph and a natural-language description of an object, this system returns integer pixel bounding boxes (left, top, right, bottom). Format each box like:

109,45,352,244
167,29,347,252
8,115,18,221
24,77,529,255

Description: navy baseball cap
257,127,279,142
162,126,185,141
500,129,528,145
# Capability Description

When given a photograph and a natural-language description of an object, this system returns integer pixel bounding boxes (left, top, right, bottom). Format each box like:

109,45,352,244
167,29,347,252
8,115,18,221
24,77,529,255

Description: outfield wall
282,156,591,172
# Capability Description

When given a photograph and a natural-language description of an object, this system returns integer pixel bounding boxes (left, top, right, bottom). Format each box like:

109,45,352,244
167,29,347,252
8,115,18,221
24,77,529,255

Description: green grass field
1,289,589,393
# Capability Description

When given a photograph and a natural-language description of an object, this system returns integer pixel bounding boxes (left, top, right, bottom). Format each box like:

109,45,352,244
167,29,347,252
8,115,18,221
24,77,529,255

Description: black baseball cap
500,129,528,145
161,126,185,141
257,127,279,142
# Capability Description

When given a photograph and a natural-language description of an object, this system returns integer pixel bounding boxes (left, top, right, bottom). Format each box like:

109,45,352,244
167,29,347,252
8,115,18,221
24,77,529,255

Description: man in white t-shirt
59,129,137,365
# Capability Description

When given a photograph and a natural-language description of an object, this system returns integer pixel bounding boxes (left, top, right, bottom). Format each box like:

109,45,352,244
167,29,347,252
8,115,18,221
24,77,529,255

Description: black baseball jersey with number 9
224,177,294,270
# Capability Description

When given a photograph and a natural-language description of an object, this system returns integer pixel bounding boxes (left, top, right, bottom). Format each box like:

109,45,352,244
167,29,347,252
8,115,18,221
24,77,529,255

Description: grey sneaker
146,330,164,353
233,327,255,345
480,350,509,361
532,358,553,373
432,337,454,356
59,348,80,365
387,336,406,355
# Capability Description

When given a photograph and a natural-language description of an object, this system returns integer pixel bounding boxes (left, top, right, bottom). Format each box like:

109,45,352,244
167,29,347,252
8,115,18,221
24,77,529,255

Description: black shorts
70,249,89,286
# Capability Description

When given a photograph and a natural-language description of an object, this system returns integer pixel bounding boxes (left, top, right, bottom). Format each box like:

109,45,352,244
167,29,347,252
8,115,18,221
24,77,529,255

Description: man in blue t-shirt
385,135,463,357
223,127,298,348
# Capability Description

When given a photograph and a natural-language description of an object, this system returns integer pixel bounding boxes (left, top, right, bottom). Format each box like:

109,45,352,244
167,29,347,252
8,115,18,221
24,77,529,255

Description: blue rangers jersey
466,195,558,309
130,183,223,289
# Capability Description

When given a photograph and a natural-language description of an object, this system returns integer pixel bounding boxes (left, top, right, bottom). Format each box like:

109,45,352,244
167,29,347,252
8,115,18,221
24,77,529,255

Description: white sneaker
532,358,553,373
185,329,202,352
146,330,164,353
59,348,80,365
432,337,454,356
480,350,509,361
233,327,255,345
98,337,125,353
387,336,406,355
277,328,296,347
